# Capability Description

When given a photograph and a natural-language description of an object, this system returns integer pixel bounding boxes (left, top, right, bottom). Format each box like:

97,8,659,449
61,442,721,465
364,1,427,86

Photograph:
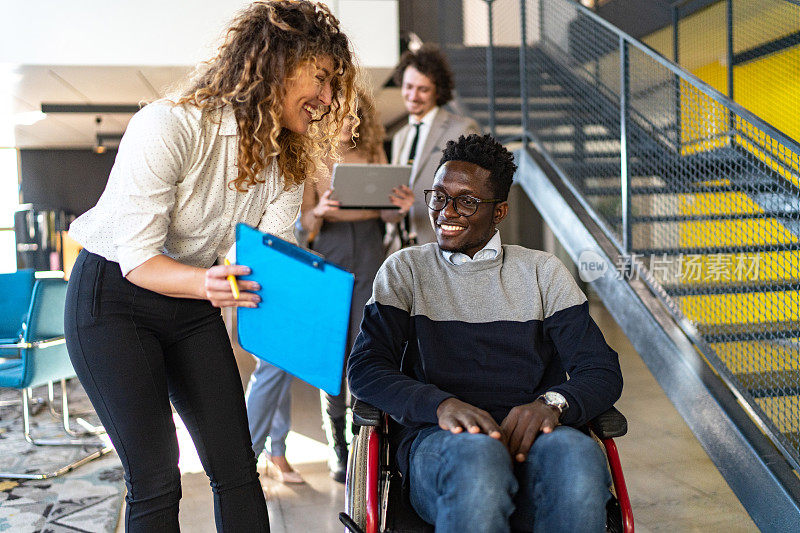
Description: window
0,148,19,273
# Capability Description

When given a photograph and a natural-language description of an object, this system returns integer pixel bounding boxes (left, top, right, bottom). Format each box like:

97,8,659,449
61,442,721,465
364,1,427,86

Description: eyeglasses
423,189,503,217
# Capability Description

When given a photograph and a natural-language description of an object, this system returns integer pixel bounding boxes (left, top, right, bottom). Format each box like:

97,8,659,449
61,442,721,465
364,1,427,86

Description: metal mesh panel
673,1,800,148
525,0,800,470
732,0,800,143
732,0,800,55
436,0,525,142
436,0,488,118
531,0,623,239
676,1,727,93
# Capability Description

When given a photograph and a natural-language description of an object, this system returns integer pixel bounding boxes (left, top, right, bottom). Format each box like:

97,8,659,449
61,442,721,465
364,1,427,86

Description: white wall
463,0,521,47
337,1,399,68
0,0,398,68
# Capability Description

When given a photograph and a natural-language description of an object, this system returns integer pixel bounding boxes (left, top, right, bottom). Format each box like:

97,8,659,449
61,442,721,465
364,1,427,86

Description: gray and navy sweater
347,242,623,476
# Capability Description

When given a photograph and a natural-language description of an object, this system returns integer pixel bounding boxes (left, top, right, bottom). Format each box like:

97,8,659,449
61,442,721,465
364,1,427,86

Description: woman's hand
313,189,341,219
204,264,261,308
389,185,415,214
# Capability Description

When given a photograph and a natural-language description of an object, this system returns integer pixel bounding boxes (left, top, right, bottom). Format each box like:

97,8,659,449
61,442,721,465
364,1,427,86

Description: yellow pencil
223,258,240,300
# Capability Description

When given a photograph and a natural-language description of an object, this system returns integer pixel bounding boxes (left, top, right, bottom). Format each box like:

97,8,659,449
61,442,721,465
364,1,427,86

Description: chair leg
22,387,104,446
0,388,44,409
0,445,113,480
60,379,105,437
44,380,103,436
22,388,33,444
0,387,113,480
0,396,23,407
47,379,94,421
28,388,46,415
48,381,59,418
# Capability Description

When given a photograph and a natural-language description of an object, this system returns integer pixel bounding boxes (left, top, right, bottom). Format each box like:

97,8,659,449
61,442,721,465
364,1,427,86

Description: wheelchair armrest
352,399,382,427
587,406,627,439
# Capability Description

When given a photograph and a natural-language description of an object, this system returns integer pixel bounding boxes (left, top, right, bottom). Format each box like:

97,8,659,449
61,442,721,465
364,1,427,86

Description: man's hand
500,399,560,462
436,398,502,440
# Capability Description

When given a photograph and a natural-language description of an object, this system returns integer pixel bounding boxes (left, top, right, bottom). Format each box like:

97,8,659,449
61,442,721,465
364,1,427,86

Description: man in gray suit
389,44,480,246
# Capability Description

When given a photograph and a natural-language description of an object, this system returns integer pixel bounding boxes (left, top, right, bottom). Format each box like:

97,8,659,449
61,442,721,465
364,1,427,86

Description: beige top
69,100,303,276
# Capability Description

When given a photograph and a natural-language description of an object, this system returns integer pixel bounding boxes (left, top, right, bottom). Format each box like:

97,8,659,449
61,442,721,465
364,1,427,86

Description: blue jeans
245,360,291,457
408,426,610,533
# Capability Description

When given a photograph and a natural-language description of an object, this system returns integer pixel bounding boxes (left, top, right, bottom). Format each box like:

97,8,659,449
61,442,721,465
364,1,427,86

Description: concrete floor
115,300,757,532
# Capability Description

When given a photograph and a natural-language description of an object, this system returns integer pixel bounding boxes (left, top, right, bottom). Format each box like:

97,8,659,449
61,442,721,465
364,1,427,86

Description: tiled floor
116,300,757,532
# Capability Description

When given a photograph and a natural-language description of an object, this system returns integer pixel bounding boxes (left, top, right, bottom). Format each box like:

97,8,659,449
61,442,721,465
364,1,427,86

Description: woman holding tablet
64,2,357,531
300,87,414,481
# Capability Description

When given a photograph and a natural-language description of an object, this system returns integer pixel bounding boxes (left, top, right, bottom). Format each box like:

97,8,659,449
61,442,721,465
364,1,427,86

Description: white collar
408,106,439,127
441,230,502,265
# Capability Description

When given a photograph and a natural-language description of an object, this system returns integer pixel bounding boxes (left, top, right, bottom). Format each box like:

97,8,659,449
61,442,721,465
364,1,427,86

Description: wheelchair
340,400,634,533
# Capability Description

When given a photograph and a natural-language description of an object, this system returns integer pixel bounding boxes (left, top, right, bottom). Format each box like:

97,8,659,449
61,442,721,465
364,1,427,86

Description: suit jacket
391,108,480,245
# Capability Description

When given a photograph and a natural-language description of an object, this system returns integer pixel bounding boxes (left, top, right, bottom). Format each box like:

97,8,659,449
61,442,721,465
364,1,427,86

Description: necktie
402,122,422,246
406,122,422,165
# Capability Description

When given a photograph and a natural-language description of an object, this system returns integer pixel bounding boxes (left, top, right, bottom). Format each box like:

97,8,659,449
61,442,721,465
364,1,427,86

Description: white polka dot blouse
69,100,303,276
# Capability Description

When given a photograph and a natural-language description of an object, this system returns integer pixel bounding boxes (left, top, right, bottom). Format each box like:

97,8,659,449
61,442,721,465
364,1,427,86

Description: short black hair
392,44,454,106
438,134,517,200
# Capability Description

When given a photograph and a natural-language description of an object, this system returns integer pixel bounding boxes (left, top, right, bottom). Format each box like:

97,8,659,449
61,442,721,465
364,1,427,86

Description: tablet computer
331,163,411,209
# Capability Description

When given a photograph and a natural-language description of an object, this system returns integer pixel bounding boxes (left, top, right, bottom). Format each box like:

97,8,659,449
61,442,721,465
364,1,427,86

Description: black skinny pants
64,250,269,532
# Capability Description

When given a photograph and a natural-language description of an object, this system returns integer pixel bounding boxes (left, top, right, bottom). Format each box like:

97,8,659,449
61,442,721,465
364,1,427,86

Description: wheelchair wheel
345,425,371,531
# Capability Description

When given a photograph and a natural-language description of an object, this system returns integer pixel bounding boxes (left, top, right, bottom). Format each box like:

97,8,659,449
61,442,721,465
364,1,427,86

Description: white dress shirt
69,100,303,276
398,106,439,186
442,230,501,265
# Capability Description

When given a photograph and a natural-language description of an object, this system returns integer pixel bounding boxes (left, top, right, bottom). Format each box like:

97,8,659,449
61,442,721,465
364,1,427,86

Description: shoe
266,456,305,484
329,444,347,483
276,469,305,484
324,416,349,484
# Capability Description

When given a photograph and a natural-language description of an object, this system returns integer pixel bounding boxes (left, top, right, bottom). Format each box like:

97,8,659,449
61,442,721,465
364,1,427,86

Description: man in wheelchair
347,134,624,533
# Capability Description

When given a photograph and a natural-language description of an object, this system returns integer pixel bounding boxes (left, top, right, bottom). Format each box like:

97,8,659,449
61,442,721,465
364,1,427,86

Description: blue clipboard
235,223,354,395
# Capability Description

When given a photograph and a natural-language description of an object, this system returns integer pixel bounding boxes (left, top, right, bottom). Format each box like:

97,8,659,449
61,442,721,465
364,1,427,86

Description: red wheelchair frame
340,401,634,533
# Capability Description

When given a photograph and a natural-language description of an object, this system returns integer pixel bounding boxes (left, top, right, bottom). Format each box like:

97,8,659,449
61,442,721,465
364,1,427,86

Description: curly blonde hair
178,0,357,191
349,87,386,164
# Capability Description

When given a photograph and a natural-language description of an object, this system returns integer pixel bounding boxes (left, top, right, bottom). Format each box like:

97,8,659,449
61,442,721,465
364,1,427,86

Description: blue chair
0,269,35,359
0,277,111,479
0,269,36,409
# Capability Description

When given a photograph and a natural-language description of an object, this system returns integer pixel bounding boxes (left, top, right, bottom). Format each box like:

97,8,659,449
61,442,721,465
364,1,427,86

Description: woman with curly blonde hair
64,2,357,531
300,86,414,481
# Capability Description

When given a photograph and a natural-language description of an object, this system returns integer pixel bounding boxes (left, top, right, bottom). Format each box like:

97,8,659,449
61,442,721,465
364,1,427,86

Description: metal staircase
429,0,800,528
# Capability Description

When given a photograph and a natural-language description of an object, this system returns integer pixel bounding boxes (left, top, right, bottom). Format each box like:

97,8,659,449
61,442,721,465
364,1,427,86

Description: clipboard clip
263,235,325,271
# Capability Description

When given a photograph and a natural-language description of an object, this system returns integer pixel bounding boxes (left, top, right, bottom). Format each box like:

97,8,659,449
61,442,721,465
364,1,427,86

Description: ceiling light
41,103,141,114
407,32,423,52
94,116,105,154
95,132,123,154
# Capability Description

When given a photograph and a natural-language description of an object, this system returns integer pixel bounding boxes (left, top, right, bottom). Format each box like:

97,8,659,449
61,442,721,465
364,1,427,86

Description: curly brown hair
392,44,454,106
348,87,386,163
177,0,358,191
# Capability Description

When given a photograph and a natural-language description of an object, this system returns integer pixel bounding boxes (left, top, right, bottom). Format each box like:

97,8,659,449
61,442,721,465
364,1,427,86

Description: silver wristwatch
538,391,568,417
